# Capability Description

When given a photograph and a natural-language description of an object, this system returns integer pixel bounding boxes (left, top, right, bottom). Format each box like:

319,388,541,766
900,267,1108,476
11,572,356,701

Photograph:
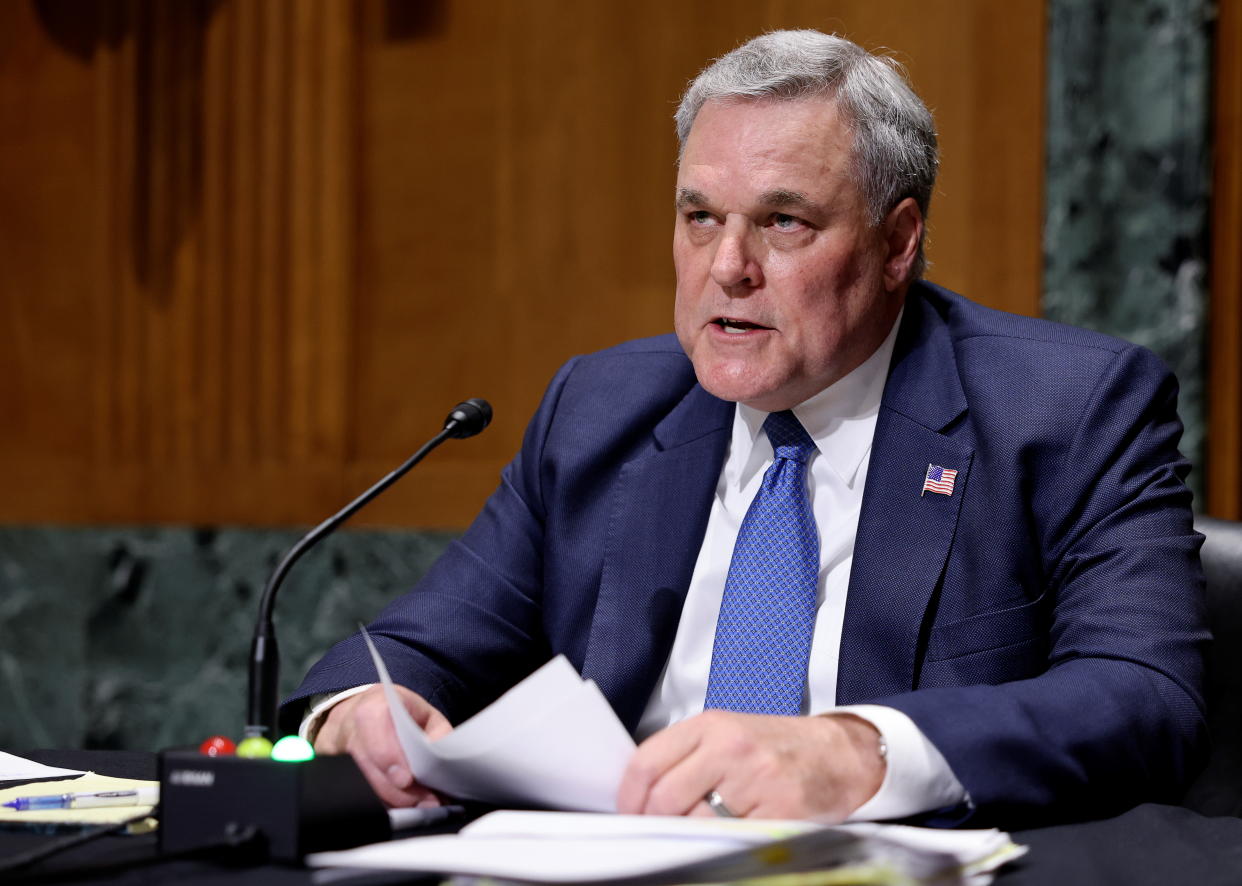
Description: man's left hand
616,710,886,821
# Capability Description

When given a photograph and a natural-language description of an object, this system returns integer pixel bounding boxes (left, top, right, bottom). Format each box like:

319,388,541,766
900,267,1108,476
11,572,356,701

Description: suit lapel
582,386,733,731
837,294,974,703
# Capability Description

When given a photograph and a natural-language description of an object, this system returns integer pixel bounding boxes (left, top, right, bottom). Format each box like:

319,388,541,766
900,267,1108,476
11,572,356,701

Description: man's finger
385,762,414,790
616,730,693,812
350,748,431,808
688,800,716,818
413,702,454,741
621,710,725,810
637,743,723,816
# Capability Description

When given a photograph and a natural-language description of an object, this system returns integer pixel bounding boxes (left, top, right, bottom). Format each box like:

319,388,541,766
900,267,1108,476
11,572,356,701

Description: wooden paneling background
1,0,1046,528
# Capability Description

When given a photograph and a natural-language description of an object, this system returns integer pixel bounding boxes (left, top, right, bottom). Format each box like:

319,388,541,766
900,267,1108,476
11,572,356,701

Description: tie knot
763,410,816,463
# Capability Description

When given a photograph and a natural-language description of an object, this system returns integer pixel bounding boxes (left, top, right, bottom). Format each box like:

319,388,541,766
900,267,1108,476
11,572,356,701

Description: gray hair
675,30,939,278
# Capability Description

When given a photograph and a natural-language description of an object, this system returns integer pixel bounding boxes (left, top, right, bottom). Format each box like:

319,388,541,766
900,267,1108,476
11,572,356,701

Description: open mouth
713,317,770,334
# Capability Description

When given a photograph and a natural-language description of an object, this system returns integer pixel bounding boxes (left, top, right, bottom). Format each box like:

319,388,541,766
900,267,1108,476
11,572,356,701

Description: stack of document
308,810,1026,885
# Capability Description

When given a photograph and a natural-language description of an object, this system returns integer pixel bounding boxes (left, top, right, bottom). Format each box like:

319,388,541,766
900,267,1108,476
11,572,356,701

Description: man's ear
881,197,923,292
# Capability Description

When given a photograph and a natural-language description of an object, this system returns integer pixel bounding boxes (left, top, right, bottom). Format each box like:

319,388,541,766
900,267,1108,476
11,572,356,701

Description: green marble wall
1044,0,1213,498
0,527,454,750
0,1,1219,753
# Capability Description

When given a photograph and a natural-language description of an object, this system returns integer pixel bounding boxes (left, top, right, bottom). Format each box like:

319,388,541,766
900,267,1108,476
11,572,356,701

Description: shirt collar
727,306,904,490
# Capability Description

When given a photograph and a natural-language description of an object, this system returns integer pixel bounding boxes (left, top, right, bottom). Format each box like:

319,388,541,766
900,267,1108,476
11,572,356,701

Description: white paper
360,629,636,811
842,821,1029,884
0,750,85,781
309,811,847,883
463,810,820,841
312,833,749,883
309,810,1025,885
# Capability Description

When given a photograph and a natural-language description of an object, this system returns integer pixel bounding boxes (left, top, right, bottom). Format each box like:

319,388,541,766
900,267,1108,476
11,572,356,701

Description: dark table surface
4,750,1242,885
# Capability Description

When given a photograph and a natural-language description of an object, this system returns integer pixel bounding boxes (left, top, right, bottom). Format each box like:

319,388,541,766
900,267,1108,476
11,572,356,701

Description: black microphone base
159,751,390,862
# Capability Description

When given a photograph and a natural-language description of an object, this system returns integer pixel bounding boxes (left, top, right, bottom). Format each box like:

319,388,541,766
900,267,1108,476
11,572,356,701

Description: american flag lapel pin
921,463,958,497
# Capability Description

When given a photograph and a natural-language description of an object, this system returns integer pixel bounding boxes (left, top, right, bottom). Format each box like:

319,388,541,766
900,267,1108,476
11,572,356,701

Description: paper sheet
309,812,853,883
308,810,1026,885
0,750,84,782
361,629,636,811
841,822,1028,885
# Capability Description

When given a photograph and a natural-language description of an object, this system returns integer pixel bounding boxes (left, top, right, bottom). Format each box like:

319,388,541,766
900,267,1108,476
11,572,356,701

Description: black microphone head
444,398,493,438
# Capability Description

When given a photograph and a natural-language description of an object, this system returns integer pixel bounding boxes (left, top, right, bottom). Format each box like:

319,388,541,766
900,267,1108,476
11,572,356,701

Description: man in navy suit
287,31,1206,826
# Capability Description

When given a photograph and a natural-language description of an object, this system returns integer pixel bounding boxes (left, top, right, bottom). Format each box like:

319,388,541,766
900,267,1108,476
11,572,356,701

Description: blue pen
4,786,159,811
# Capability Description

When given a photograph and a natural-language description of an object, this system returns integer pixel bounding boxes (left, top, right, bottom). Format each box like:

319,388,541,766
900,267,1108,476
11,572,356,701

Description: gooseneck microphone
246,398,493,739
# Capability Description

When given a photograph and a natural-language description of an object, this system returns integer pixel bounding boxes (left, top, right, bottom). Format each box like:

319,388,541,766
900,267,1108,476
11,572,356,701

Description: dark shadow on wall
34,0,222,295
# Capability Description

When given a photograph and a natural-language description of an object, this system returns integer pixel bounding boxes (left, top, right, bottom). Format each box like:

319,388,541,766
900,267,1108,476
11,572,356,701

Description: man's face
673,97,912,412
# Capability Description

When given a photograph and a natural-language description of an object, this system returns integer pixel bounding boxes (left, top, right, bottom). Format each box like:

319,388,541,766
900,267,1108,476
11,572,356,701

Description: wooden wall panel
1,2,102,515
345,0,1046,526
0,0,1045,528
3,0,356,524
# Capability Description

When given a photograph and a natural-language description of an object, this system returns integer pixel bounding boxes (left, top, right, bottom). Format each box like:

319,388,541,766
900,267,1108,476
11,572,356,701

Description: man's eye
688,210,715,225
771,213,803,231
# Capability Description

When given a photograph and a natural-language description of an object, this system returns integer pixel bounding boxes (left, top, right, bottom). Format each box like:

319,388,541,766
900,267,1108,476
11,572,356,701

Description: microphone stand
246,400,491,739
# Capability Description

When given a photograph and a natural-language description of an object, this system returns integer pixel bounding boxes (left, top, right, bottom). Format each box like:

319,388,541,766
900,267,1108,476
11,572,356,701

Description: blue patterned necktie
703,410,819,715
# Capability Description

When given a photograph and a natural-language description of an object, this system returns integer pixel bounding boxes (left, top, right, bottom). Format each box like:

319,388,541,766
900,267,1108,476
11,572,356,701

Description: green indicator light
270,735,316,763
236,735,274,759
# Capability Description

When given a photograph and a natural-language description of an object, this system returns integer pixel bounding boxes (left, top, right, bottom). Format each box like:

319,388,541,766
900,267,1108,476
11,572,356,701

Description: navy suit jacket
288,282,1208,827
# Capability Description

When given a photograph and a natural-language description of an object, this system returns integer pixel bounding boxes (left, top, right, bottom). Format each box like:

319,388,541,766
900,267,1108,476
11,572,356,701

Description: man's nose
710,219,763,290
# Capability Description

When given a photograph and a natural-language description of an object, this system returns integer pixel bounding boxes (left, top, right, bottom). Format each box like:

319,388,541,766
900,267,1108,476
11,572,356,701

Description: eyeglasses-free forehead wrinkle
676,187,831,225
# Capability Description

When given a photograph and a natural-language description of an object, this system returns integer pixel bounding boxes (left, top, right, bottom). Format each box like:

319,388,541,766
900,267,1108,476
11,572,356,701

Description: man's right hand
314,684,454,807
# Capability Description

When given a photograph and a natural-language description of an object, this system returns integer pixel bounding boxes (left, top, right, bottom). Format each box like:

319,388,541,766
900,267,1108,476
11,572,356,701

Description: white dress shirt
635,309,965,820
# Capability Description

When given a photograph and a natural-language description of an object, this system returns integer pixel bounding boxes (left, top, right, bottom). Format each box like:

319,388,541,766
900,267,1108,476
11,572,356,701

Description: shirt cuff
298,684,376,743
817,703,967,821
